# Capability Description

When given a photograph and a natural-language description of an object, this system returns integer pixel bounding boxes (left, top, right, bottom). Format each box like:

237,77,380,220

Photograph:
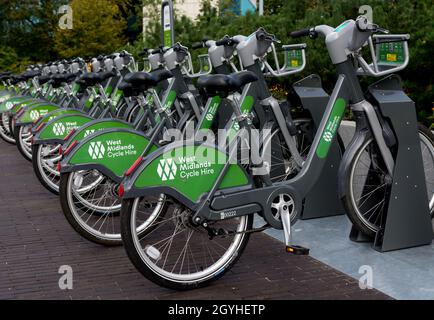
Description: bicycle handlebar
291,17,388,40
151,47,164,55
290,28,312,38
138,49,149,57
216,36,239,47
191,42,204,50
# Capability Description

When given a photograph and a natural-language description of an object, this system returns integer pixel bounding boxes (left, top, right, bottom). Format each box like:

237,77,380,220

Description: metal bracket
292,74,345,219
367,75,433,251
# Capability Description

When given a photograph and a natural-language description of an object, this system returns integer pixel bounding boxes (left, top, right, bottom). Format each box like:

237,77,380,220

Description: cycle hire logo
206,113,214,121
232,121,240,131
0,96,9,104
157,158,177,181
30,110,40,120
323,131,334,143
53,123,66,136
88,141,105,160
84,129,95,138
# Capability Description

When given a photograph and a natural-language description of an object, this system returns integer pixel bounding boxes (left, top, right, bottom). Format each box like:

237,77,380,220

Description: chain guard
263,186,302,229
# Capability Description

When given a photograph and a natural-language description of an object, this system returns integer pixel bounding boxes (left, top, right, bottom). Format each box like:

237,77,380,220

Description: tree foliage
54,0,127,59
0,0,66,71
0,0,141,70
136,0,433,124
0,0,432,122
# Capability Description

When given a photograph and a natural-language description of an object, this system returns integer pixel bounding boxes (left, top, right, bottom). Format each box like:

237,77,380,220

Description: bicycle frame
195,59,394,212
122,56,399,254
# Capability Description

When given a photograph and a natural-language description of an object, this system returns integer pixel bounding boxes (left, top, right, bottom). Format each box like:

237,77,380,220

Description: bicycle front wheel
343,124,434,237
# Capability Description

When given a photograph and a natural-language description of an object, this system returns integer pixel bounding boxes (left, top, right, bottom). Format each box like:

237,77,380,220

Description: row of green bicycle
1,16,433,290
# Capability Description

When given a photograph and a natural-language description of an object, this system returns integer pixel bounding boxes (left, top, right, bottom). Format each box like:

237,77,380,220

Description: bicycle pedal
286,245,310,255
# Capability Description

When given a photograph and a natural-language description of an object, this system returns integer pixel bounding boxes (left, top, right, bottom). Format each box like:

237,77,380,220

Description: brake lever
271,36,282,44
376,27,390,34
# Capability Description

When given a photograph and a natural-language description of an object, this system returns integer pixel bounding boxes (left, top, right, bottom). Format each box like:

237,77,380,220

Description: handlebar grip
191,42,204,50
215,37,229,46
151,48,161,55
138,50,149,57
216,38,239,47
290,28,312,38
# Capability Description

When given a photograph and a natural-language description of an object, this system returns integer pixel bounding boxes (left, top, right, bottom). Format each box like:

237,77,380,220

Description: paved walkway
0,139,390,300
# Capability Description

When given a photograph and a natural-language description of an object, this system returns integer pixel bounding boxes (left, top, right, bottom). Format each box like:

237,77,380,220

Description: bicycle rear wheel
121,195,253,290
0,113,15,144
60,170,168,246
32,143,62,194
14,124,33,161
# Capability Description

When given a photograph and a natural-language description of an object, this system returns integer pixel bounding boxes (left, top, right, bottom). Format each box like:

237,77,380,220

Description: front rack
263,43,307,77
142,58,152,72
182,52,213,78
356,34,410,77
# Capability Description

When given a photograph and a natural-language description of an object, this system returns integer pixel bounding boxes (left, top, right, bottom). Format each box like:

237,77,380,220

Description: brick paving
0,139,391,300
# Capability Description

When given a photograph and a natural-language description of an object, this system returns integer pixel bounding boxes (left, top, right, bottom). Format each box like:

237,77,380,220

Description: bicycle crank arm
281,207,310,255
207,185,309,255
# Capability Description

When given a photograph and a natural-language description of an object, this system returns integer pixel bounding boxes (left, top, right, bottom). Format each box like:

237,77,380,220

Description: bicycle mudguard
10,99,51,115
15,103,61,125
122,142,252,207
0,96,31,113
33,113,93,145
62,119,134,149
0,92,13,106
32,108,86,129
60,128,158,182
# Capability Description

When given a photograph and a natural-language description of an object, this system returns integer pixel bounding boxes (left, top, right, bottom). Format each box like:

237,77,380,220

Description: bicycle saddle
198,71,258,97
0,74,12,81
22,70,41,81
78,70,116,87
10,75,25,85
38,75,52,85
118,81,139,98
95,70,117,82
124,70,173,90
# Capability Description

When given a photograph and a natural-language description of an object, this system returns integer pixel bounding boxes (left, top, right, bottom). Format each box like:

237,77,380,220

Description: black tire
32,144,61,195
14,124,33,161
121,197,254,290
342,124,434,238
9,114,15,138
